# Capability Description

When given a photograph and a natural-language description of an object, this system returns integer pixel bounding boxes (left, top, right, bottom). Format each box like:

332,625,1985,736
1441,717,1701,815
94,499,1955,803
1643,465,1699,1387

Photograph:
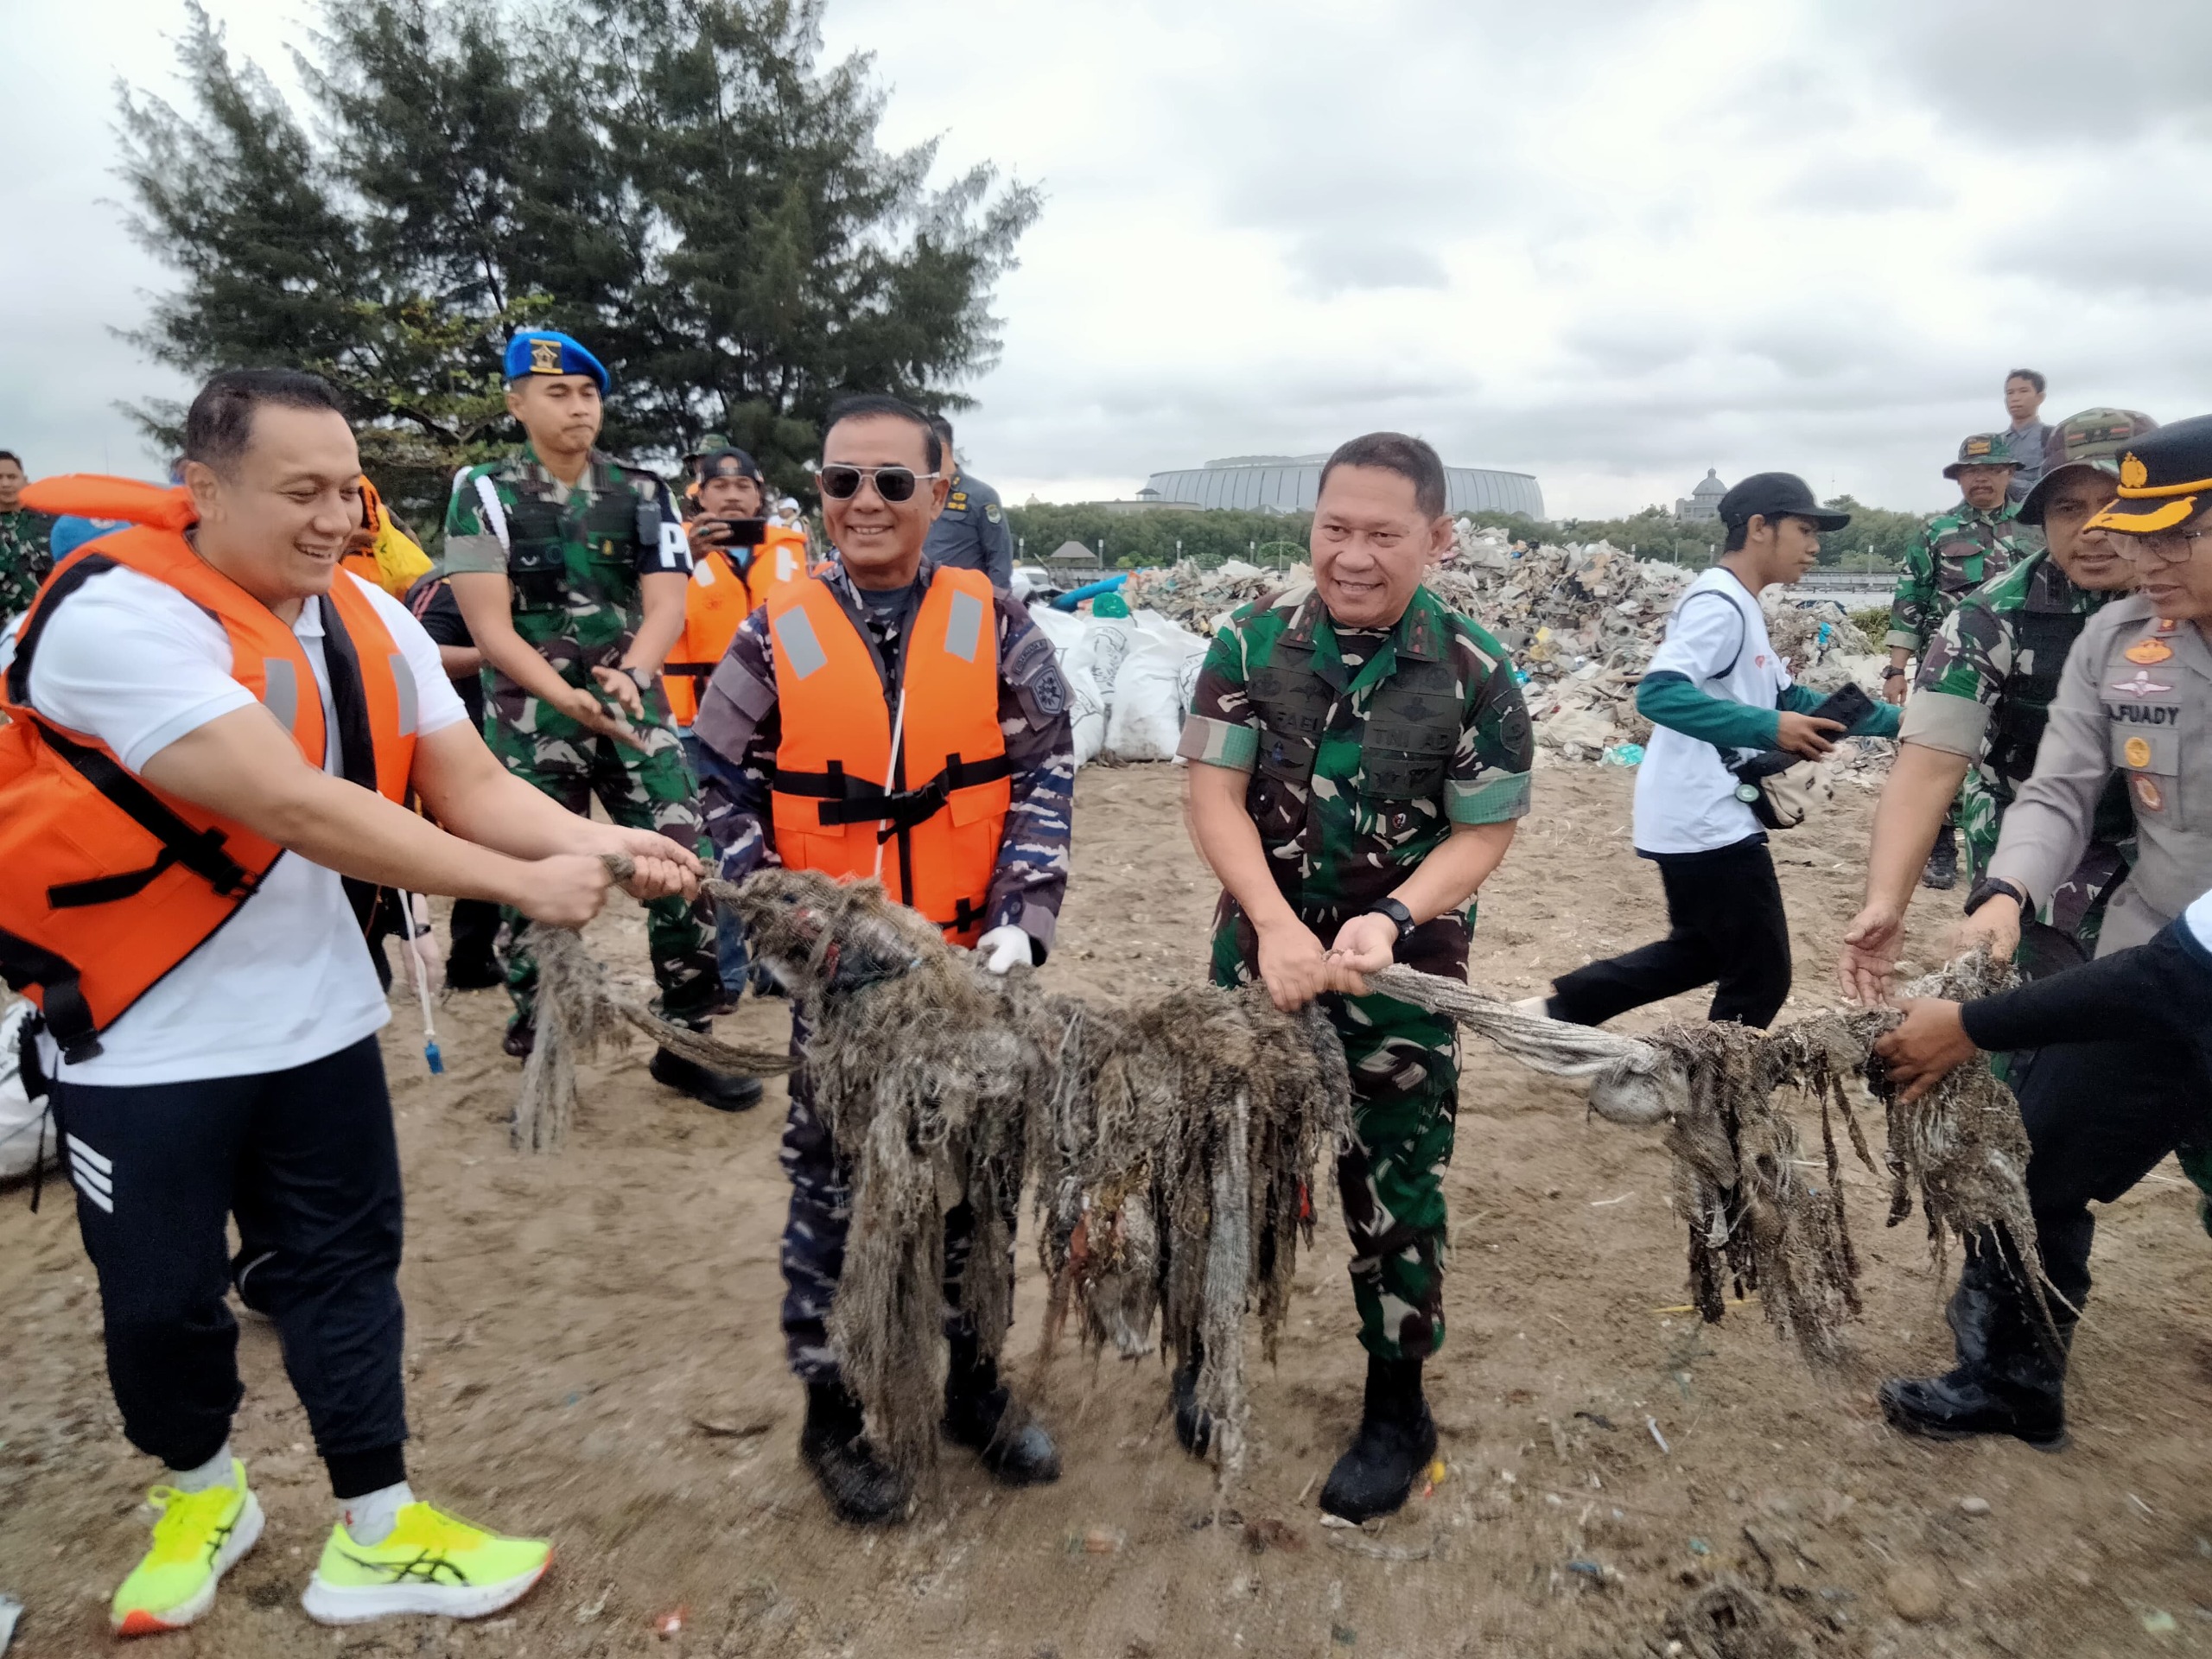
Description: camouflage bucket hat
2018,408,2159,524
1942,431,2021,480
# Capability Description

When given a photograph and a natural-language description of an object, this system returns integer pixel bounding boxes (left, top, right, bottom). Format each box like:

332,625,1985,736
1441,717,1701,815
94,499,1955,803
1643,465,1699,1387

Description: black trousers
448,897,503,970
2012,1033,2212,1315
54,1036,409,1497
1548,837,1793,1029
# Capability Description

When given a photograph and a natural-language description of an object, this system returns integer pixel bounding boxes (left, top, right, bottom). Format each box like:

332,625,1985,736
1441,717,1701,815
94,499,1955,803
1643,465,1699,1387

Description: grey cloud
1285,235,1449,297
1776,156,1950,213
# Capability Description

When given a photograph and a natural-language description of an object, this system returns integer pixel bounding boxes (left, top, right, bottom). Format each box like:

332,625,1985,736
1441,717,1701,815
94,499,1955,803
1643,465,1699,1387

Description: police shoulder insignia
2120,454,2148,489
949,492,969,511
985,502,1002,524
530,337,563,374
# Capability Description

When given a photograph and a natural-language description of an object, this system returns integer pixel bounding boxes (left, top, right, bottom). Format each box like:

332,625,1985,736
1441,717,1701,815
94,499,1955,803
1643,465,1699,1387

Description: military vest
503,458,659,613
1931,516,2012,608
1246,637,1460,804
1985,603,2133,845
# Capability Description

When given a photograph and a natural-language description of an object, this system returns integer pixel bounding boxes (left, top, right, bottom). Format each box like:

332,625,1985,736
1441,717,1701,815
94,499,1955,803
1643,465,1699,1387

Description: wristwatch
1882,664,1906,680
1364,897,1418,949
1962,877,2027,917
620,664,656,694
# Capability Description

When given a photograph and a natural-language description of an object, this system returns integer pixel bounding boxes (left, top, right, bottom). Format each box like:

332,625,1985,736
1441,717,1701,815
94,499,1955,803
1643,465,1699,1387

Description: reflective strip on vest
261,658,299,729
389,652,418,735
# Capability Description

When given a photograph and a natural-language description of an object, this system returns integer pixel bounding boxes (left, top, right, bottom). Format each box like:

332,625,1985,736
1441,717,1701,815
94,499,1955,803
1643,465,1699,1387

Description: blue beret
51,516,130,563
504,330,608,392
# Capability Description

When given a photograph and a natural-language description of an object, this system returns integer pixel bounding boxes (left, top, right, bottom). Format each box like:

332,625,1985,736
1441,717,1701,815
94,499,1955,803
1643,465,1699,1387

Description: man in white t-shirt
1,370,701,1636
1539,474,1898,1027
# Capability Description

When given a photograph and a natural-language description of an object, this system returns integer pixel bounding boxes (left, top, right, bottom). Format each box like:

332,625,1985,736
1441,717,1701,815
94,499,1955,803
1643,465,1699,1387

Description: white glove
976,925,1033,976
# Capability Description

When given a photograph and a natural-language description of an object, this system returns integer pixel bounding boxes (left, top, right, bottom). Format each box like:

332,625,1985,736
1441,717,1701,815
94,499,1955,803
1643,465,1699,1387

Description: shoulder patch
984,502,1002,524
1004,627,1058,685
1028,662,1071,717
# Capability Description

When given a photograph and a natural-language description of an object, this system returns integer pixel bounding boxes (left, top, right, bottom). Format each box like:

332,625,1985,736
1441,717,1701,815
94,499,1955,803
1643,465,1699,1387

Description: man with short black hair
2005,370,2052,504
443,329,758,1109
921,412,1015,590
691,391,1075,1524
1180,430,1534,1522
3,367,702,1632
1541,474,1899,1030
0,448,57,617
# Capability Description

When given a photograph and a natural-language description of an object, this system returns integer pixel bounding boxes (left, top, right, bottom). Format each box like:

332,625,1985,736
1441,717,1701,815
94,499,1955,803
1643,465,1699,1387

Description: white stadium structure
1141,454,1543,518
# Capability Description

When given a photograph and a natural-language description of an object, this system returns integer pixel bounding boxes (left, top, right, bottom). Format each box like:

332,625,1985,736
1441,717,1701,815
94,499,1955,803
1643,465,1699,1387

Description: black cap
696,446,762,483
1716,472,1850,533
2085,412,2212,535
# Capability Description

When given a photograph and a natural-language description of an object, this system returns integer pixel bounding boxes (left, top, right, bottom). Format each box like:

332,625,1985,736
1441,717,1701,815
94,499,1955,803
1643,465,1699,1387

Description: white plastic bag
1103,614,1210,762
1023,605,1109,767
0,1001,54,1182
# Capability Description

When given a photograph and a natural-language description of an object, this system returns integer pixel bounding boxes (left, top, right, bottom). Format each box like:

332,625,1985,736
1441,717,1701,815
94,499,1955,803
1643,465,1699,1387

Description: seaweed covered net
1367,953,2051,1362
719,868,1349,1484
510,860,796,1153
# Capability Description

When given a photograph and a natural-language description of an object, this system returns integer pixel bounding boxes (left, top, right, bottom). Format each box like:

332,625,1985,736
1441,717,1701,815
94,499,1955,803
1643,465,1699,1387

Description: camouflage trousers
1211,899,1463,1361
485,710,720,1028
778,1005,1007,1381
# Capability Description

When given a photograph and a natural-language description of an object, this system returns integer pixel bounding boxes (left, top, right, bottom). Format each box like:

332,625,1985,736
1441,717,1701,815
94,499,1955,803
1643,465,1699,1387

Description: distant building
1142,454,1543,518
1676,469,1727,523
1087,487,1188,516
1046,538,1102,569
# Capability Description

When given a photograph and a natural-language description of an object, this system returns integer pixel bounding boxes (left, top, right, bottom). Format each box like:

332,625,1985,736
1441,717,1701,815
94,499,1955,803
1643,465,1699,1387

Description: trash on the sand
575,1586,609,1624
0,1593,21,1656
1687,1537,1711,1556
2129,1493,2157,1517
2143,1610,2179,1635
1573,1410,1616,1431
1319,1512,1358,1529
1077,1527,1125,1554
1418,1459,1447,1499
1646,1416,1670,1454
1600,743,1644,766
1331,1624,1357,1647
1958,1496,1991,1516
1243,1516,1304,1553
656,1607,687,1637
693,1415,774,1439
1567,1559,1620,1586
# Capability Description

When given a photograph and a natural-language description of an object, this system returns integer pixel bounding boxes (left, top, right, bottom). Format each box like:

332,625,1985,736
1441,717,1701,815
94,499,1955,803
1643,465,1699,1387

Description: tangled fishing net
718,868,1348,1484
1368,952,2050,1362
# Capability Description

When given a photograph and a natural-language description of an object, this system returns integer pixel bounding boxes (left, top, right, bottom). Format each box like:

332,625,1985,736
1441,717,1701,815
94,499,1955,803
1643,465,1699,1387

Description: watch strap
1962,876,2026,917
1366,896,1417,944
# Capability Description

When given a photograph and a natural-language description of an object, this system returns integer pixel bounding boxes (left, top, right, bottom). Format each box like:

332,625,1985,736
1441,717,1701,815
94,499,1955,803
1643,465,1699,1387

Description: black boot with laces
798,1379,909,1525
1319,1353,1437,1522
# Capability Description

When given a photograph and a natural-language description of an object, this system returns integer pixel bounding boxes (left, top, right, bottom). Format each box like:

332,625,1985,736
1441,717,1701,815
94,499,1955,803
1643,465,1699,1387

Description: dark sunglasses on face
816,463,938,503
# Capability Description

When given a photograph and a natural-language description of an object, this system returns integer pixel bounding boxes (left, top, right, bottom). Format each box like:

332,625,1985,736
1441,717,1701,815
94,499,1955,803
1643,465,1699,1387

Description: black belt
776,753,1013,842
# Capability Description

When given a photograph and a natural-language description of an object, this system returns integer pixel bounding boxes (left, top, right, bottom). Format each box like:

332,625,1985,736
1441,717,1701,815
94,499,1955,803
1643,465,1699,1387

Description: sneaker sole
300,1550,551,1626
114,1491,264,1637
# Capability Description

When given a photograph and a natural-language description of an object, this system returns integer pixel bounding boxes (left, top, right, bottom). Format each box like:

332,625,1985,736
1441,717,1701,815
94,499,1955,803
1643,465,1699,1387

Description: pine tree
118,0,1039,528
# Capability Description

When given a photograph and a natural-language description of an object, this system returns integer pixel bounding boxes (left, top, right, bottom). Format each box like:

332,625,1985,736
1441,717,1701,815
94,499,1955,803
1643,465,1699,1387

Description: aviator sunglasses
817,463,941,503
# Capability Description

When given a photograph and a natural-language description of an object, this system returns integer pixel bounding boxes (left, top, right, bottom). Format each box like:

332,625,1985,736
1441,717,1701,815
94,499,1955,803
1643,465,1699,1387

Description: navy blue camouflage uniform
690,556,1074,1379
922,470,1016,590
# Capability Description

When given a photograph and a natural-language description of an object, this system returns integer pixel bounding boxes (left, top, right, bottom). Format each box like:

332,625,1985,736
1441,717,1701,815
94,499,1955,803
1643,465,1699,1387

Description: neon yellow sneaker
300,1502,550,1625
111,1460,264,1637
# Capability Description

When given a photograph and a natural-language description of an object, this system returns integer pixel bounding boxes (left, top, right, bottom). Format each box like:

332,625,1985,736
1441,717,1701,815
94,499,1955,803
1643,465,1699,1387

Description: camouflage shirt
689,557,1075,952
1179,582,1534,967
0,506,57,618
442,444,690,708
1886,498,2032,654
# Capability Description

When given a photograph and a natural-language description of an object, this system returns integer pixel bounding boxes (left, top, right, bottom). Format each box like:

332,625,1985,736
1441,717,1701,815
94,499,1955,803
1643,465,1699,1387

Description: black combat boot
799,1379,909,1525
1921,822,1960,891
1319,1353,1438,1522
1878,1248,2071,1450
1170,1343,1212,1458
649,1040,764,1112
944,1332,1060,1485
444,952,505,992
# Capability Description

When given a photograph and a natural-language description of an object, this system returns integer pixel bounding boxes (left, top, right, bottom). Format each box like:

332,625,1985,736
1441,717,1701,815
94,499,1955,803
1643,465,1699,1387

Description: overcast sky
8,0,2212,518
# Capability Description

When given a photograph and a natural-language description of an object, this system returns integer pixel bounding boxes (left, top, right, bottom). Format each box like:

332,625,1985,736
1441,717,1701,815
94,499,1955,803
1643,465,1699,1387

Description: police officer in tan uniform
1879,413,2212,1450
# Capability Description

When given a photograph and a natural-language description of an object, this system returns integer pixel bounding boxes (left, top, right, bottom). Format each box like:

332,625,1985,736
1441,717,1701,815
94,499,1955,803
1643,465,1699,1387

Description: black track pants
1547,837,1793,1029
54,1036,409,1493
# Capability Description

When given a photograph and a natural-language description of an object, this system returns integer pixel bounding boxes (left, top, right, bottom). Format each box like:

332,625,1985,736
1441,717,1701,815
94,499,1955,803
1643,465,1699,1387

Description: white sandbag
0,1001,54,1182
1103,618,1210,763
1024,605,1108,767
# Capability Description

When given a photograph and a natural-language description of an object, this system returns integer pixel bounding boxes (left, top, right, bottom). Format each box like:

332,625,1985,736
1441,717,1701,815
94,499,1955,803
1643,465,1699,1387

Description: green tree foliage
1817,494,1921,572
118,0,1039,528
1002,505,1317,570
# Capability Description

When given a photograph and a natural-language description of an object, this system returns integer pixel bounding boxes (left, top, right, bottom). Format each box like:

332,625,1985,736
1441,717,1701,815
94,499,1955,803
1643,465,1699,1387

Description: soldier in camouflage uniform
691,393,1074,1526
442,330,758,1110
1181,433,1533,1523
1838,410,2156,1006
0,451,58,618
1886,431,2038,889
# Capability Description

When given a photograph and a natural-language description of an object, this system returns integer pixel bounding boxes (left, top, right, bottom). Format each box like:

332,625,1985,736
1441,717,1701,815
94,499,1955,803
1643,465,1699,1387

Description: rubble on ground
1118,525,1892,774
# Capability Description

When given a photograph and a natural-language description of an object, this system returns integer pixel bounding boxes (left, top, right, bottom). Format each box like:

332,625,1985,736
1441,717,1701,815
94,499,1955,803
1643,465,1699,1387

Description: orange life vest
0,477,419,1062
664,525,813,725
765,566,1010,944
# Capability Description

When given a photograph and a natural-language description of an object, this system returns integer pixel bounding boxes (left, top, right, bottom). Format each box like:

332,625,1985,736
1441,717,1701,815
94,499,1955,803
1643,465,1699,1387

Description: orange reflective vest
0,477,419,1062
664,525,814,725
765,566,1010,944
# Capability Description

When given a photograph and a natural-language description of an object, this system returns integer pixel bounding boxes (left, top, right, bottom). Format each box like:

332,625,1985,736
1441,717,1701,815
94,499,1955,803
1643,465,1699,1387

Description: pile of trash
1036,527,1892,773
1023,599,1211,769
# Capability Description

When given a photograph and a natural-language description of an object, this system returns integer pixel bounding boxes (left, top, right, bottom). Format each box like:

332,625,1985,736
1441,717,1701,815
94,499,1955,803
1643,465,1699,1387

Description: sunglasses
817,464,940,503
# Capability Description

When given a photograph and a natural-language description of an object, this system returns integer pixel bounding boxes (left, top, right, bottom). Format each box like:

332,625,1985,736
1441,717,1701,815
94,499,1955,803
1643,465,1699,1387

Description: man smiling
2,368,701,1633
690,393,1075,1524
1179,432,1533,1522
